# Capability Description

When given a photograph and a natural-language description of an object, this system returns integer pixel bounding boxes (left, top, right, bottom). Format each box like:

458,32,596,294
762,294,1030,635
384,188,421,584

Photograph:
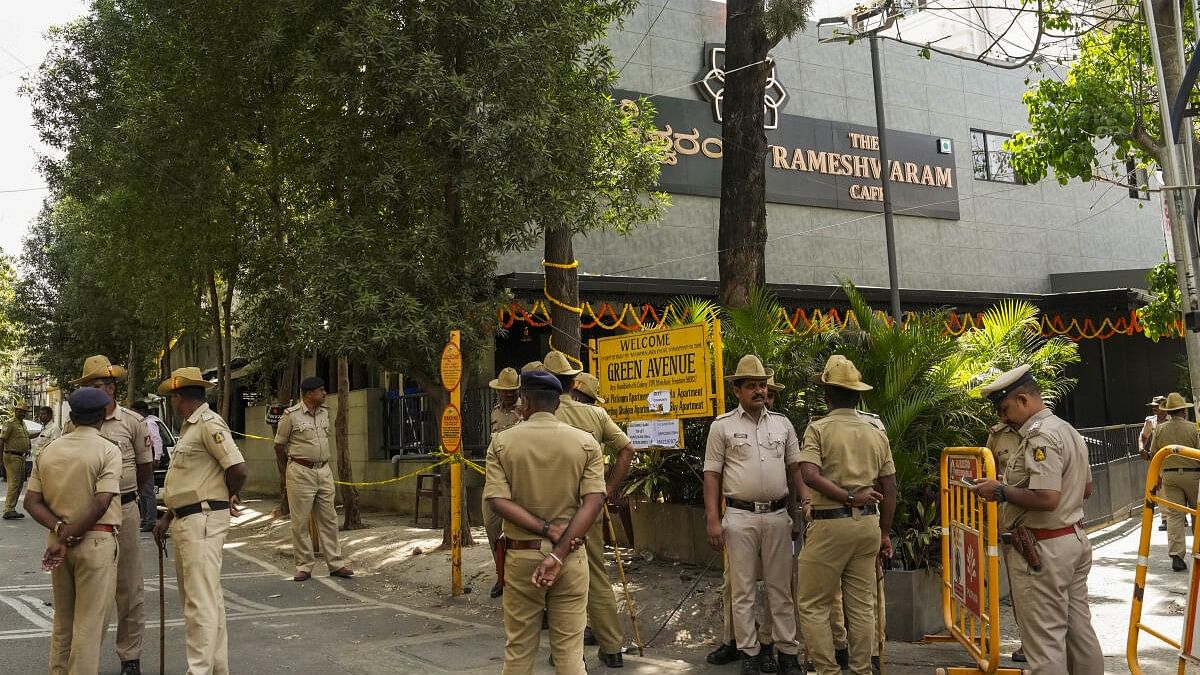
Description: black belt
1165,468,1200,472
4,451,25,457
121,491,138,504
172,500,229,519
725,497,787,513
811,505,879,520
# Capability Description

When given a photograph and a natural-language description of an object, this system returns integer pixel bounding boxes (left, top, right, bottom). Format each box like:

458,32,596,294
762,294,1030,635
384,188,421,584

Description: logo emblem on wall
696,43,788,129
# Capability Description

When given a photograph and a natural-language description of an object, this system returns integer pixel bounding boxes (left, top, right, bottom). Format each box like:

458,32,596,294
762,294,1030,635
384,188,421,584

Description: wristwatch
994,484,1007,502
843,489,855,508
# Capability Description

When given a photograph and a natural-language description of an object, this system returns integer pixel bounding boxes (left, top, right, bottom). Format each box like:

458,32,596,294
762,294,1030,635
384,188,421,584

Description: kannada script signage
616,90,960,220
594,324,713,422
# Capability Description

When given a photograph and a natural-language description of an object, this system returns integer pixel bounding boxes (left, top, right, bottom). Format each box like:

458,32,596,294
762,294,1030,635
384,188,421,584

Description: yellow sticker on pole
440,404,463,454
594,324,713,422
440,341,462,392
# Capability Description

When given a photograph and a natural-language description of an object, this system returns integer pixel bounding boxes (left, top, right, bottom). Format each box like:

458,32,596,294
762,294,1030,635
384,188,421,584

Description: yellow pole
711,318,725,415
447,330,463,596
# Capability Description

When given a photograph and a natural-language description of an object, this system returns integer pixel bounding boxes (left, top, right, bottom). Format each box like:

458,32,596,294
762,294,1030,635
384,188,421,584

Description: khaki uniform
28,426,123,675
484,404,522,551
795,408,894,675
704,406,801,659
2,416,30,512
554,395,631,655
986,423,1021,475
162,403,246,675
483,411,606,674
274,403,347,574
1151,417,1200,557
1001,408,1102,674
67,406,152,662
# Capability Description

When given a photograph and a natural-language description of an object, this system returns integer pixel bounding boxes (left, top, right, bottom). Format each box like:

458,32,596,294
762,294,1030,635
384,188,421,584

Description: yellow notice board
594,324,713,422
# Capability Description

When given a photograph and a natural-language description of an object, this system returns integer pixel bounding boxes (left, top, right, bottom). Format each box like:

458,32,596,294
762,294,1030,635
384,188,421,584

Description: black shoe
758,644,777,673
1012,646,1027,662
1173,555,1188,572
740,651,761,675
140,523,154,532
597,648,623,668
871,655,881,675
489,582,503,598
1161,519,1169,531
2,511,22,520
120,660,141,675
777,653,803,675
707,642,740,665
835,647,849,669
584,625,597,646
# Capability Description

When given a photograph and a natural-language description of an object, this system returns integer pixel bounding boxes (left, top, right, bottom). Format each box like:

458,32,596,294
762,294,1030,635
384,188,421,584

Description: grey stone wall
498,0,1167,295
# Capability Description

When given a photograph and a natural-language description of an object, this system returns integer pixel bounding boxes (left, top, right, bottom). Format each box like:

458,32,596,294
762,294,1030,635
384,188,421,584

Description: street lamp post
819,13,903,323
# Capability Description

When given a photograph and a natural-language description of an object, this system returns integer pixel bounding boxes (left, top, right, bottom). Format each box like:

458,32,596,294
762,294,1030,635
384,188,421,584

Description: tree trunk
126,340,137,407
220,277,235,421
543,228,582,361
336,355,364,529
717,0,770,310
272,348,299,518
205,270,228,416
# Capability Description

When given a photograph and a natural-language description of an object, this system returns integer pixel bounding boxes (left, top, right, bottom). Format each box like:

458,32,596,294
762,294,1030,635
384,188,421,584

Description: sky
0,1,87,262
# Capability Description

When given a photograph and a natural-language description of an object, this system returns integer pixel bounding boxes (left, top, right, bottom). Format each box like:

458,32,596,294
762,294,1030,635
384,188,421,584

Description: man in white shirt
131,401,164,531
30,406,61,463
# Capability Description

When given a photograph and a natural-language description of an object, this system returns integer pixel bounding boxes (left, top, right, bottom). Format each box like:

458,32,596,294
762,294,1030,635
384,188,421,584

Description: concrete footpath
0,485,1195,673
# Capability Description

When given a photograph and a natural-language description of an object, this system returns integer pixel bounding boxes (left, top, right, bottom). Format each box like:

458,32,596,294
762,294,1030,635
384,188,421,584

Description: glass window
971,129,1021,183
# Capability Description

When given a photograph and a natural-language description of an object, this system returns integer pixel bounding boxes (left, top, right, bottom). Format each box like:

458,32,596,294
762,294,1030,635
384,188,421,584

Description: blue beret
300,376,325,391
68,387,112,415
520,371,562,393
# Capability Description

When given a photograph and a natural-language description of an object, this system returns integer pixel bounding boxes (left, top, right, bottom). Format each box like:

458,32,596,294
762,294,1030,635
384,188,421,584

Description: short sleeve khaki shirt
1,418,30,453
1001,408,1089,530
1151,416,1200,470
482,411,606,540
986,423,1022,476
65,406,153,493
28,426,123,529
162,403,246,510
273,403,331,462
704,406,802,503
555,395,630,450
490,405,521,438
797,408,895,508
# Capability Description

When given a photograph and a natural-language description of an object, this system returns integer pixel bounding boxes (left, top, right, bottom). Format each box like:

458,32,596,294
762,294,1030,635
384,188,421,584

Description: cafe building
495,0,1178,427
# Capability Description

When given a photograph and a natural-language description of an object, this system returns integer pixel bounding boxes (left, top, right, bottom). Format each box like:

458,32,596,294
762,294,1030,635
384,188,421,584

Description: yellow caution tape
230,430,274,442
332,457,452,487
432,451,487,476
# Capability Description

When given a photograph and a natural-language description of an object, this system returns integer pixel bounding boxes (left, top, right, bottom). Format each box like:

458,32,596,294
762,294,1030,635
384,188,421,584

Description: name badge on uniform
734,433,748,439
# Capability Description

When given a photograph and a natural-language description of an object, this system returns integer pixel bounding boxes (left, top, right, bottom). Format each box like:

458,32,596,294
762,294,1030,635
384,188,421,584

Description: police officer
153,367,248,675
971,365,1103,674
486,367,523,598
1,398,31,519
1141,395,1169,531
24,387,123,675
985,417,1026,663
794,355,895,675
273,376,353,582
705,355,804,675
544,350,635,668
65,356,153,675
483,370,606,674
1149,392,1200,572
571,372,604,406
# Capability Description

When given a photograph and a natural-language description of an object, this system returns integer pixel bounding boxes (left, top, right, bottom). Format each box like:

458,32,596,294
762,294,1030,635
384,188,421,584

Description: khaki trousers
3,452,24,512
583,516,625,653
724,507,798,657
99,501,144,661
719,550,848,648
1006,531,1103,675
172,508,231,675
1162,470,1200,557
795,515,879,675
286,462,346,573
49,531,118,675
501,544,588,675
483,497,503,551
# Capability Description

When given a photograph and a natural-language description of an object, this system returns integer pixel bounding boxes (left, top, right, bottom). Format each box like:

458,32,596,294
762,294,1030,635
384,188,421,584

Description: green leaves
1137,258,1183,342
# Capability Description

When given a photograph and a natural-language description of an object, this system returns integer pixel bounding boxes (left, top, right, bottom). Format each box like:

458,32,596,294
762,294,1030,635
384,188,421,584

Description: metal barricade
1126,444,1200,675
936,447,1026,675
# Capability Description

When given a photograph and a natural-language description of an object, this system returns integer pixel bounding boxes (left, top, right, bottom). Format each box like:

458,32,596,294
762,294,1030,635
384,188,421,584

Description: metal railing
1076,423,1147,529
382,386,493,457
